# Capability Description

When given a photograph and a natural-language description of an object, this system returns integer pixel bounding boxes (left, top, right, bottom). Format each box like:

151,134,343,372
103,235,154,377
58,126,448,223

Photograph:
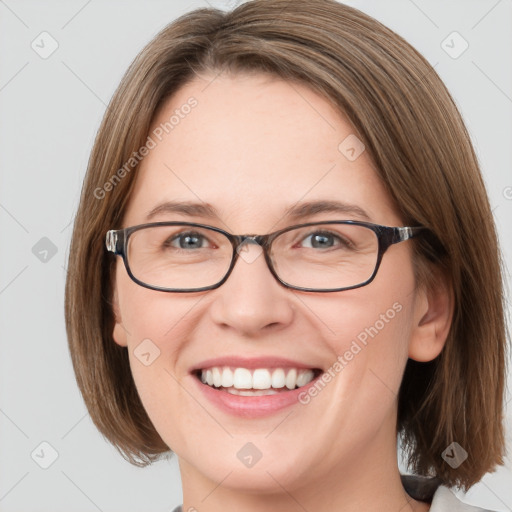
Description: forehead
123,72,400,230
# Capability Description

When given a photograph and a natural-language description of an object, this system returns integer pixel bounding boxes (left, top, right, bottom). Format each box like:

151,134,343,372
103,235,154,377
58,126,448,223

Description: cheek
120,306,188,453
117,265,200,345
115,270,215,426
308,252,417,400
301,293,415,458
304,291,412,371
318,296,412,410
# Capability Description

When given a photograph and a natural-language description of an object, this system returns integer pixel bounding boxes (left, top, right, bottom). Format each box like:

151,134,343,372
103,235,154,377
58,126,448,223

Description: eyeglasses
105,220,425,293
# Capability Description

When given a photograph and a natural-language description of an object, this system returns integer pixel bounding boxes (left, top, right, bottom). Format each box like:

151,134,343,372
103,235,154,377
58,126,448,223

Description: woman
65,1,507,510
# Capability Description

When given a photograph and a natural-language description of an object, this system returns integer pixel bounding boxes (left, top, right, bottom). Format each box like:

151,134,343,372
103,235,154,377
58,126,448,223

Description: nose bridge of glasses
239,234,263,243
233,234,268,249
232,234,269,267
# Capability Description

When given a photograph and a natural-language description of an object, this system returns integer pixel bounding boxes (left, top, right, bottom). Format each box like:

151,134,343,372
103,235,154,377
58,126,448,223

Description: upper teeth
200,367,316,390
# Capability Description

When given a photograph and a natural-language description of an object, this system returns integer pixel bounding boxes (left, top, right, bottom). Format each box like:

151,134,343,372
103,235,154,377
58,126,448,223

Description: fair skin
111,71,452,512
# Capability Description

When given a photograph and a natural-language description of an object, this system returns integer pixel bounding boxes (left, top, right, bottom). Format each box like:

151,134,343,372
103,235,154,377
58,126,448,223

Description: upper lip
190,356,322,373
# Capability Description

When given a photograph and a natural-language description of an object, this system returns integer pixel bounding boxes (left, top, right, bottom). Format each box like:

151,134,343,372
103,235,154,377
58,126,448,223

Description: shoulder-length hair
64,0,507,490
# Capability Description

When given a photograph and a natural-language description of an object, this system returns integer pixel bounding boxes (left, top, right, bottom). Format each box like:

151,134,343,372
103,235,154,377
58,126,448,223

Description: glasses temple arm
106,230,120,254
393,226,426,243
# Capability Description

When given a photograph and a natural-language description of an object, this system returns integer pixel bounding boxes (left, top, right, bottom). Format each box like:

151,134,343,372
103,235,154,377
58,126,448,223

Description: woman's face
112,72,434,495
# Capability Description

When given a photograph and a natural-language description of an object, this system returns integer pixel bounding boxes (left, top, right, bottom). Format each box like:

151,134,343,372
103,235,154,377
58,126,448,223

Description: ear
408,268,454,362
112,286,128,347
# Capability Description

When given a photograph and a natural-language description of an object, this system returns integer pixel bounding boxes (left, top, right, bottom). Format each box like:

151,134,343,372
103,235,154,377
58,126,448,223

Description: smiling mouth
193,367,323,396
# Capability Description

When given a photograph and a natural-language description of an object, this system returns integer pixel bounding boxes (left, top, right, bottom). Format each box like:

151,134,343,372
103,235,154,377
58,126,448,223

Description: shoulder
430,485,493,512
401,474,499,512
430,485,498,512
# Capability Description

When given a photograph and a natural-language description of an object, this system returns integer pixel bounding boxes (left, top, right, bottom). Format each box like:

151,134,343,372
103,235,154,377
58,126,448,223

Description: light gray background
0,0,511,511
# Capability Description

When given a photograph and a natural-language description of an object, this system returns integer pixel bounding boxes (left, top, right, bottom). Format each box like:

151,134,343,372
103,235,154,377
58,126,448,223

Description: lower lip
192,372,323,418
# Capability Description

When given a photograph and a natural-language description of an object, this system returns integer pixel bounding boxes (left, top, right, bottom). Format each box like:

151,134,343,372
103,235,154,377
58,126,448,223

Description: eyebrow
145,199,371,223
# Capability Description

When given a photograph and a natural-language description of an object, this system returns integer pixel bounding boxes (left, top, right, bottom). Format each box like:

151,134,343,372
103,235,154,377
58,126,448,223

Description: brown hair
64,0,507,490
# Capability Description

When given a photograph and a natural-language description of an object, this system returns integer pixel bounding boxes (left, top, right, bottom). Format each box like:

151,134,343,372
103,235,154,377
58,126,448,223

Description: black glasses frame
105,220,425,293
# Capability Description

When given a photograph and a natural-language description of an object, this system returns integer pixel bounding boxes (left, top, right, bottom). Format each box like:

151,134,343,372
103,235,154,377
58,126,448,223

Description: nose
208,240,294,335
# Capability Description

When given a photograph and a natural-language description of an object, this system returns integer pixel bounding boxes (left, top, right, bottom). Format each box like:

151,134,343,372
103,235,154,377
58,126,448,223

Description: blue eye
300,231,352,250
166,232,209,250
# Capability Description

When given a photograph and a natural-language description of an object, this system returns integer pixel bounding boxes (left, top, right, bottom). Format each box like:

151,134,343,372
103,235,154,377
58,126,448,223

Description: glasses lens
127,225,233,290
271,223,379,290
